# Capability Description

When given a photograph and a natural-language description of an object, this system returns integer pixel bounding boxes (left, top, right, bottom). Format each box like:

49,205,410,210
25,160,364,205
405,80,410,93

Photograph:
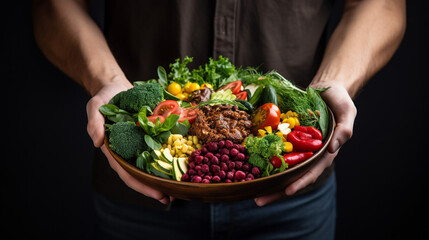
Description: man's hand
86,79,173,205
254,84,356,206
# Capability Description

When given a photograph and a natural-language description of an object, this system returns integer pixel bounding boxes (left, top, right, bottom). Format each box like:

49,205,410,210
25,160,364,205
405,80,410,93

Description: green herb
168,56,193,87
191,56,237,90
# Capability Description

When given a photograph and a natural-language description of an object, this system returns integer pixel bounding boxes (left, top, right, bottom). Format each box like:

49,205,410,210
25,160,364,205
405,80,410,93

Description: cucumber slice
172,157,183,181
160,148,173,163
177,157,188,174
150,163,172,179
156,159,173,173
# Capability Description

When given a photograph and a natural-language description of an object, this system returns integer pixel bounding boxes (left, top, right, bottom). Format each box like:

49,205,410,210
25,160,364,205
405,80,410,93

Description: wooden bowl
104,108,335,202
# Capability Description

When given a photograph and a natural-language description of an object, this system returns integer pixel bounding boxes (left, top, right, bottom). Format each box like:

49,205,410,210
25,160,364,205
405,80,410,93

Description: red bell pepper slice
294,126,323,140
283,152,314,167
287,127,323,152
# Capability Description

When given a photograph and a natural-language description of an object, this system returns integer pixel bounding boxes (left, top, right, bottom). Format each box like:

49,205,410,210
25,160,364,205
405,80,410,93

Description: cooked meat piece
189,104,251,144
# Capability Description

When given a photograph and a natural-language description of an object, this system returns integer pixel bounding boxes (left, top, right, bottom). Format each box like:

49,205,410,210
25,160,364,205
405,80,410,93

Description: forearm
32,0,129,96
312,0,406,98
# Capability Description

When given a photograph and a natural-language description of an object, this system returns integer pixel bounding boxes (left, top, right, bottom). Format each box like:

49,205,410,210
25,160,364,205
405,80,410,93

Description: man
32,0,405,239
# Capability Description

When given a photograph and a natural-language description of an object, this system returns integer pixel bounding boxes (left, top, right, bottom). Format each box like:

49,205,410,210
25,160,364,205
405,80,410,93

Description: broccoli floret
113,83,164,112
245,136,268,155
248,154,267,169
109,122,147,160
262,134,285,159
245,134,284,160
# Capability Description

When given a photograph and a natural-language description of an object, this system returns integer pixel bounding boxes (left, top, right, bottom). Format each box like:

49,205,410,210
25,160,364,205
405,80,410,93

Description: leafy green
137,108,180,150
99,104,136,123
306,87,329,139
157,66,168,88
136,151,153,173
163,55,237,90
191,56,237,90
168,56,193,87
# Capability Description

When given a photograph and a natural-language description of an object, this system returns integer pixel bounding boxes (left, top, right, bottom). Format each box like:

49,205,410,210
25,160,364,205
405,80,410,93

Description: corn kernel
187,140,193,145
193,136,199,145
196,144,202,149
182,144,188,153
174,139,181,147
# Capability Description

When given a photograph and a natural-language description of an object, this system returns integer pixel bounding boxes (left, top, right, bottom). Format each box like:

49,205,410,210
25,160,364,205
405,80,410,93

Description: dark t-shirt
94,0,335,209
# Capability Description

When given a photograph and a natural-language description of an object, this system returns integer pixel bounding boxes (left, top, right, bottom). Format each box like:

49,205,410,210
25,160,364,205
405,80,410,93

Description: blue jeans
93,173,336,240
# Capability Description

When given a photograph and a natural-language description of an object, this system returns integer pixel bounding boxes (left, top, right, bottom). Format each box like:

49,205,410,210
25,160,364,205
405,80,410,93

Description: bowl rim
104,107,335,189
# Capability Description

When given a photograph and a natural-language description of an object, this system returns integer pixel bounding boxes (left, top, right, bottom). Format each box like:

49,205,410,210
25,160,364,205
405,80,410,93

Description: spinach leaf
144,135,162,150
307,87,329,139
157,66,168,88
136,151,153,173
154,131,171,145
157,114,180,132
170,121,190,136
99,104,135,123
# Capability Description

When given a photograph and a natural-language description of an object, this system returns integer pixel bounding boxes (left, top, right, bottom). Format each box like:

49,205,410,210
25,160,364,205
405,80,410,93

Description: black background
2,1,428,239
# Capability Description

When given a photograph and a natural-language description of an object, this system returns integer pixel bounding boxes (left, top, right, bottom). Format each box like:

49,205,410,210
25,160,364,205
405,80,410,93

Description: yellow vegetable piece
284,141,293,152
294,117,300,126
284,117,296,129
167,82,182,95
175,93,187,100
184,82,193,93
275,131,283,138
258,129,266,137
264,126,272,133
188,82,200,92
201,83,213,89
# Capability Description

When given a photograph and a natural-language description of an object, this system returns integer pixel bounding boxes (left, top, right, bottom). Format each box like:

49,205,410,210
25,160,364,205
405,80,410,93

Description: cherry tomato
147,115,165,124
217,80,242,94
178,107,199,123
270,155,283,168
153,100,182,118
201,83,213,89
251,103,281,134
234,91,247,100
167,82,182,95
